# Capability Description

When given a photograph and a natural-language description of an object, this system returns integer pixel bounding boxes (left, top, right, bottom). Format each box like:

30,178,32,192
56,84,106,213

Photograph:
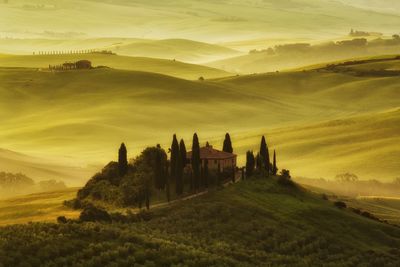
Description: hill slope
0,38,241,63
0,58,399,183
0,148,96,186
207,40,400,74
0,178,399,266
0,188,79,226
0,54,231,80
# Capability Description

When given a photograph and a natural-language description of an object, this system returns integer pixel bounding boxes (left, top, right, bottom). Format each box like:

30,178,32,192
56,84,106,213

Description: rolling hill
0,53,231,80
207,39,400,74
0,38,241,63
0,178,399,265
0,148,97,187
0,57,398,184
0,187,79,226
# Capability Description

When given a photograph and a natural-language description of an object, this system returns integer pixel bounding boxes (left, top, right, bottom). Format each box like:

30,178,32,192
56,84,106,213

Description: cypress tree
176,139,186,196
260,136,270,175
272,150,278,175
222,133,233,153
246,151,255,177
255,153,261,171
170,135,180,192
118,143,128,177
179,139,187,170
191,133,201,191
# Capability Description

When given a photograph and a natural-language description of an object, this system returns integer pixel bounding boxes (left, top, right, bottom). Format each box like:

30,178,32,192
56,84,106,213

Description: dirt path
137,172,242,212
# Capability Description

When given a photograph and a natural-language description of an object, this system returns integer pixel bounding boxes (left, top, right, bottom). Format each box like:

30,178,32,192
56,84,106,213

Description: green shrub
79,204,111,222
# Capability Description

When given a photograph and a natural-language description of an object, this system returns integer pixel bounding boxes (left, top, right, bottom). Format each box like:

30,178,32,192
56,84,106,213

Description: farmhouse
186,142,237,172
50,60,92,71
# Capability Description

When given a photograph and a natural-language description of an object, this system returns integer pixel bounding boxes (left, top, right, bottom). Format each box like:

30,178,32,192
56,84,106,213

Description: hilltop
0,177,399,266
0,53,231,80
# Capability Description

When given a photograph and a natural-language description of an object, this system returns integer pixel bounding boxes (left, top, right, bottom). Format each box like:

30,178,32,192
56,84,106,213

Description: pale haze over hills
1,0,400,41
0,0,398,188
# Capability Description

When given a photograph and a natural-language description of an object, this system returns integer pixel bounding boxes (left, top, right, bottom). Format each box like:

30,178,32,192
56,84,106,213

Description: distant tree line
34,50,114,56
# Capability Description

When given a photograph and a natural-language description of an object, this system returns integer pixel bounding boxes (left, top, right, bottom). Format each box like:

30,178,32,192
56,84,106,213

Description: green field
0,53,231,80
207,42,400,74
0,188,79,226
345,196,400,225
0,38,241,63
0,57,399,185
0,177,399,266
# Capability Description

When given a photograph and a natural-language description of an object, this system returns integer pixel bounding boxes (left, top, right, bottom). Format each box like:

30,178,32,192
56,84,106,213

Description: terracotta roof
187,145,236,160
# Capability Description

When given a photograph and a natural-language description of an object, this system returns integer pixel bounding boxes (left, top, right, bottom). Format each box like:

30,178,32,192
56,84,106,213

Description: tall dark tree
118,143,128,176
154,144,167,190
176,139,186,196
222,133,233,153
246,151,255,177
191,133,201,191
255,153,261,170
272,150,278,175
170,135,180,193
260,136,270,175
179,139,187,170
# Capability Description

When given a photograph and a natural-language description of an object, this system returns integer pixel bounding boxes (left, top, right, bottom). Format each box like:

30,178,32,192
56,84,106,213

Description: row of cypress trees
170,133,233,195
116,133,239,209
246,136,278,177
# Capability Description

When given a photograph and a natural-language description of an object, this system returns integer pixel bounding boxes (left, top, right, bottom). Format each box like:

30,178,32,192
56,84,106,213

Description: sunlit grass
0,188,79,226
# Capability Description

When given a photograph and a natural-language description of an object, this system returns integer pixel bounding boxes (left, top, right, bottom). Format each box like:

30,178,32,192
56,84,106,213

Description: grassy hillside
228,110,400,182
0,53,231,80
207,40,400,74
0,188,79,226
344,196,400,225
0,38,241,63
0,178,399,266
0,57,399,183
1,0,400,42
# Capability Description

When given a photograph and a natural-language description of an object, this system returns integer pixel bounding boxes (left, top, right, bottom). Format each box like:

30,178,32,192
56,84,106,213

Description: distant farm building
186,143,237,172
49,60,92,71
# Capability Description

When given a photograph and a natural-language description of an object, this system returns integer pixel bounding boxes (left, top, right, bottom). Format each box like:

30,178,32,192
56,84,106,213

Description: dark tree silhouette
176,139,186,196
180,139,187,168
192,133,201,191
272,150,278,175
246,151,255,177
154,144,166,190
118,143,128,177
260,136,270,176
170,135,180,191
223,133,233,153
